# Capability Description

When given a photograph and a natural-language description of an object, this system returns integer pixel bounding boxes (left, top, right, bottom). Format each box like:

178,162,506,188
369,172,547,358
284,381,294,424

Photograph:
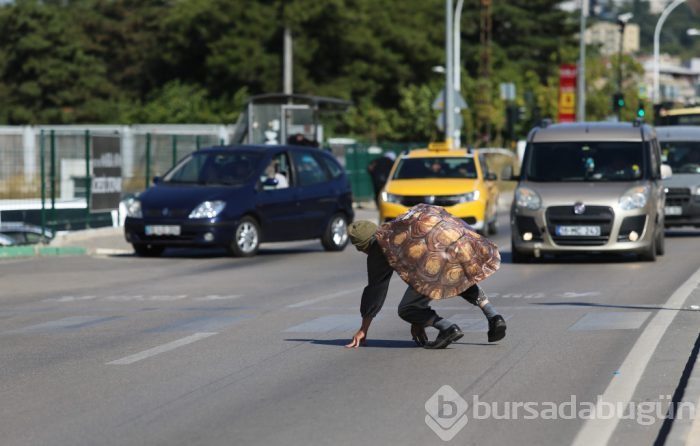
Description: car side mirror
661,164,672,180
262,177,279,190
485,172,498,181
152,176,161,185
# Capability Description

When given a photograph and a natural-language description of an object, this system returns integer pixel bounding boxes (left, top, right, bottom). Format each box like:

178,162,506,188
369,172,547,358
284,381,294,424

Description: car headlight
380,191,401,203
189,200,226,219
515,187,542,210
449,191,480,203
127,199,142,218
619,186,649,210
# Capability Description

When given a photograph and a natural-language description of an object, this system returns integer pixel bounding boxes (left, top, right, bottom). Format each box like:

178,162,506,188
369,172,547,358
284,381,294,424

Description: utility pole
454,0,464,148
283,26,293,95
577,0,587,122
476,0,492,146
445,0,455,149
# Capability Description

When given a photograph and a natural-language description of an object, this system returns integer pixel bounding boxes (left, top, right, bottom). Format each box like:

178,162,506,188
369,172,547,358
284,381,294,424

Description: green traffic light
637,108,645,118
618,98,625,107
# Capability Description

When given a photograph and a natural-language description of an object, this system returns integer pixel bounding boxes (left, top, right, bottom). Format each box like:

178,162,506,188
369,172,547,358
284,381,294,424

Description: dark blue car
124,145,354,257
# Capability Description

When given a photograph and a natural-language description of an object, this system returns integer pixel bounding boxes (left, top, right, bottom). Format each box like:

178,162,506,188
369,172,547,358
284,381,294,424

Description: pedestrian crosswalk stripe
8,316,121,334
568,311,650,331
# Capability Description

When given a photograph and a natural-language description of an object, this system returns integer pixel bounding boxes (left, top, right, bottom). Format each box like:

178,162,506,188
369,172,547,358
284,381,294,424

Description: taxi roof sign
428,142,451,151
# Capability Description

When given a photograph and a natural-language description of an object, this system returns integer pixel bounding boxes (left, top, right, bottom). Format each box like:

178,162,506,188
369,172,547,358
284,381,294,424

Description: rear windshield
163,151,262,186
660,141,700,174
525,141,645,182
392,157,477,179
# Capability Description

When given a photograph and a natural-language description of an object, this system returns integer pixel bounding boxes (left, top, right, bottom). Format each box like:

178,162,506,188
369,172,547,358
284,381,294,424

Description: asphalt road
1,211,700,446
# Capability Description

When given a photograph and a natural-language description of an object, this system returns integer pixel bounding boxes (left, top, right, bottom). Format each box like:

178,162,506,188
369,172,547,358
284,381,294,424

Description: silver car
656,126,700,228
510,121,671,262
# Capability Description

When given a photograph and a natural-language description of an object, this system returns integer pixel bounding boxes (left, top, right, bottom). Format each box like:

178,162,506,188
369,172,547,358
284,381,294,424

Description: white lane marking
571,265,700,446
43,294,242,303
194,295,242,301
561,291,601,298
286,288,363,308
107,332,217,365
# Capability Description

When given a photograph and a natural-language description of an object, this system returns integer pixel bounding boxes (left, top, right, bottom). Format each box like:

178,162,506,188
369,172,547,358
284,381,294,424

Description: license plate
145,225,181,236
555,225,601,236
664,206,682,216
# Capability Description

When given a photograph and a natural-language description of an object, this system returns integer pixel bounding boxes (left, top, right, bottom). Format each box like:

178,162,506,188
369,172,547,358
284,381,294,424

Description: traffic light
637,102,646,118
612,92,625,111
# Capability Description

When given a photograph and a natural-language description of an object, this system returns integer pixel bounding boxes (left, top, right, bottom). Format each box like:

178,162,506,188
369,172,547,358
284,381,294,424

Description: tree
0,0,118,124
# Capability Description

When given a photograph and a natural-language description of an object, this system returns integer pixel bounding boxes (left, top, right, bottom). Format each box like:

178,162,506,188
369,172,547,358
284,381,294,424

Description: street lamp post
616,13,633,121
653,0,686,104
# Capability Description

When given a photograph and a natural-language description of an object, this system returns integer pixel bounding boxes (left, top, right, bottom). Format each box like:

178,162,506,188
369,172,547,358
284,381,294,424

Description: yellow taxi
378,143,499,234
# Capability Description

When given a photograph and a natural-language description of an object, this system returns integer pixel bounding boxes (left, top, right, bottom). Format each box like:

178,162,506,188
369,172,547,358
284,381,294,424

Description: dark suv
124,145,354,257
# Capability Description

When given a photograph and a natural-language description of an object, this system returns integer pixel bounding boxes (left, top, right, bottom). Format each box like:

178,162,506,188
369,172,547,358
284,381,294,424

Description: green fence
342,141,425,202
0,126,425,232
0,126,227,232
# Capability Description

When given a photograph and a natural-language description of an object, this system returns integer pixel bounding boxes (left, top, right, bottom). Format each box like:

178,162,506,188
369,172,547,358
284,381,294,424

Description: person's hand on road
345,329,367,348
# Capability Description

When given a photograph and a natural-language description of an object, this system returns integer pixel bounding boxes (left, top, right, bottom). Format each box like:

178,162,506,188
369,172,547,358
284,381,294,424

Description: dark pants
397,284,486,326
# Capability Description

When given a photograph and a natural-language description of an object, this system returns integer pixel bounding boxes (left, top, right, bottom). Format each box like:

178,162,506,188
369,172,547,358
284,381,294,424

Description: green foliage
0,0,612,142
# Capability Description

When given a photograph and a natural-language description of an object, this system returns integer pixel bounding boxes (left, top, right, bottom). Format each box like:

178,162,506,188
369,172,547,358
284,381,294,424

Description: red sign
558,64,577,123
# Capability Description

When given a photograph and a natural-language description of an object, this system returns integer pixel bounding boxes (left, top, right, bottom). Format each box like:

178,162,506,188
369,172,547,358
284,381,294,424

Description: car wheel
639,236,657,262
228,217,260,257
321,213,349,251
655,227,665,256
133,243,165,257
510,241,531,264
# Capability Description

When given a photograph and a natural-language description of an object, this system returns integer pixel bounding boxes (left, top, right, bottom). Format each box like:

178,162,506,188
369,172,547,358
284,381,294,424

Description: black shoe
488,315,506,342
424,325,464,349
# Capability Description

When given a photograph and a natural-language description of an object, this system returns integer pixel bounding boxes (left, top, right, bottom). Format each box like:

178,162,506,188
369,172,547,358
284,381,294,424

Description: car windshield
392,157,477,179
660,141,700,174
525,141,645,182
162,151,262,186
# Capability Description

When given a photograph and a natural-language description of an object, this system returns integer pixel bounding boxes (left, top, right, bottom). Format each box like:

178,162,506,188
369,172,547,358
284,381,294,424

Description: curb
0,246,87,258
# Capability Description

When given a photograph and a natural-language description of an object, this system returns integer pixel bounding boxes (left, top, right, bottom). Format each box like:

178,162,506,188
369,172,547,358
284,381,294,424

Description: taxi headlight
450,191,480,203
127,199,142,218
515,187,542,210
380,191,401,203
189,200,226,219
619,186,649,210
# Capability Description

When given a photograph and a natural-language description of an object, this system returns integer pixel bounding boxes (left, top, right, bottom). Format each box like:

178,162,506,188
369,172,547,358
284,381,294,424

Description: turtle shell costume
375,203,501,300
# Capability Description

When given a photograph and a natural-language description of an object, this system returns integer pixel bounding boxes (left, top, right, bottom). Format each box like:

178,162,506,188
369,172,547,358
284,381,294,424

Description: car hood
139,184,245,210
663,174,700,189
519,181,646,207
385,179,480,196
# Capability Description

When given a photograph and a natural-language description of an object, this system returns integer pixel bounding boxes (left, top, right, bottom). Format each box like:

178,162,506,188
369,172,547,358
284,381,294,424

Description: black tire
228,216,260,257
321,213,349,251
655,227,665,256
133,243,165,257
639,236,656,262
510,241,530,264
